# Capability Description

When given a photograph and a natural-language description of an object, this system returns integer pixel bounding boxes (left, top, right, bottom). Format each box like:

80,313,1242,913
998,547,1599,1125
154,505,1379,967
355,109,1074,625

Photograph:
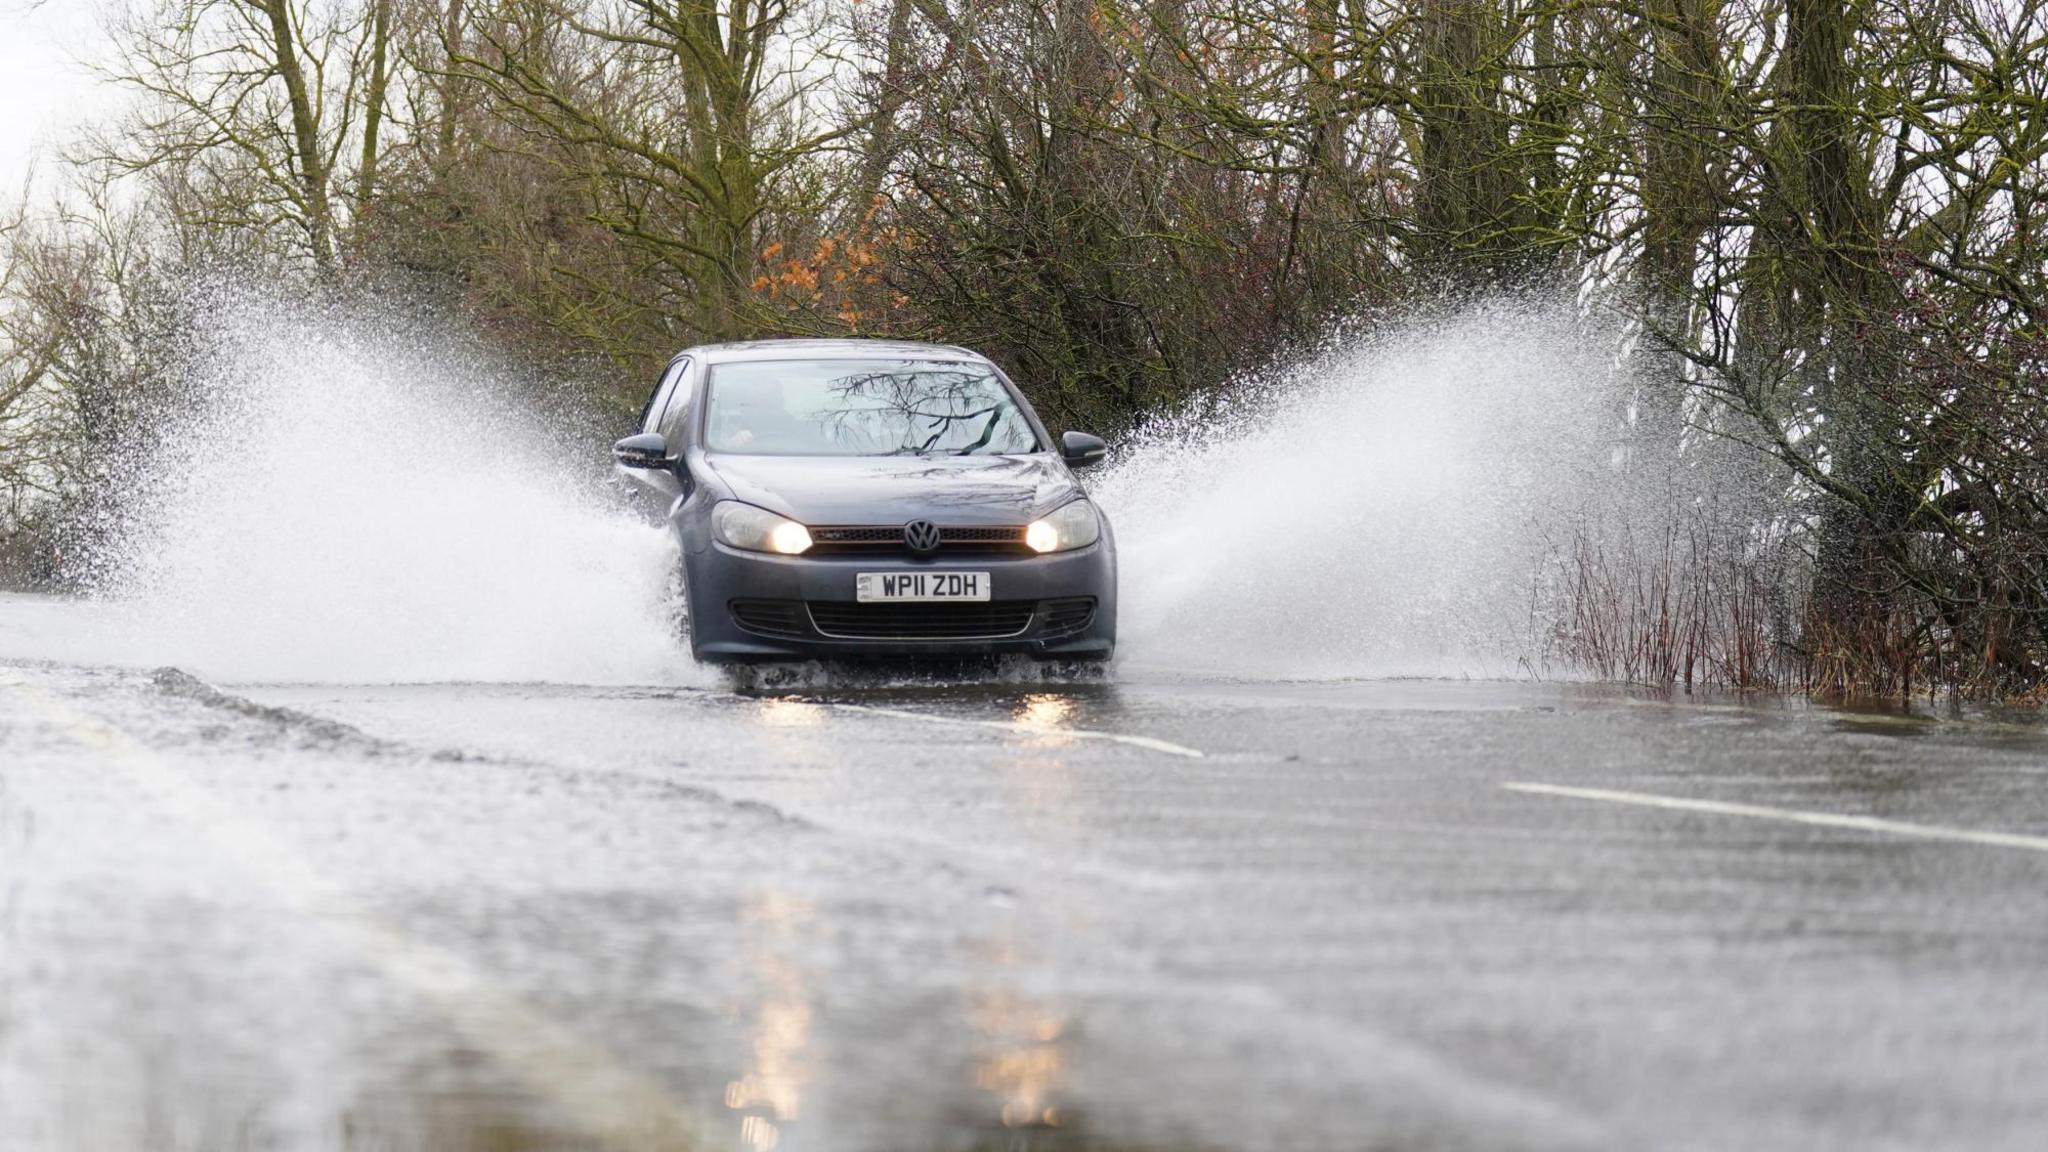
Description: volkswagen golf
614,339,1116,663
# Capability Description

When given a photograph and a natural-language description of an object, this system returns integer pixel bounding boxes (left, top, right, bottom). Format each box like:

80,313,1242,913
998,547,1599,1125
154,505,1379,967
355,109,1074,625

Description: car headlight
712,501,813,555
1025,499,1101,553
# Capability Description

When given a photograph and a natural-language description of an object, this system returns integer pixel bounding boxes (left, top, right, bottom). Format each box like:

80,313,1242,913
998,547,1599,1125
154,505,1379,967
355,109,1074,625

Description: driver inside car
714,378,812,452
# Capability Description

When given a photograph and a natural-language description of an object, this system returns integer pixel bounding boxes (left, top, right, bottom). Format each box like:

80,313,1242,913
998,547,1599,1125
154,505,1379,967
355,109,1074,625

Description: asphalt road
3,595,2047,1152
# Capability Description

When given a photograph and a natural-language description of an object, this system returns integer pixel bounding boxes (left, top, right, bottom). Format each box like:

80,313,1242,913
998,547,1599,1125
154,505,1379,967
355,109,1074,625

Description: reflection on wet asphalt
5,628,2048,1149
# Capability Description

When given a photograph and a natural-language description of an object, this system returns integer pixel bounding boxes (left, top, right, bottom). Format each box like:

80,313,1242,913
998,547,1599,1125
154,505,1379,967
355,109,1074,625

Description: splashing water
80,290,691,686
65,288,1631,686
1095,296,1628,679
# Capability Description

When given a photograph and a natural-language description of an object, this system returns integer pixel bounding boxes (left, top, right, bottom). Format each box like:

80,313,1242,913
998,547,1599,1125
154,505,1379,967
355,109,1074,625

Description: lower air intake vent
807,601,1036,641
1036,597,1097,639
730,599,807,639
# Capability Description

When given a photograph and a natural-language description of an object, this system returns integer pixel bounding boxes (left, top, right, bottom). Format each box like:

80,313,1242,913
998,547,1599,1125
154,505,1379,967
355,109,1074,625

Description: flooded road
4,596,2047,1152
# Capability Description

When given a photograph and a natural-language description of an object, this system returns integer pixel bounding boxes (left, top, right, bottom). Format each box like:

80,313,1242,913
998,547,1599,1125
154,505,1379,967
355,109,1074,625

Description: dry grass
1550,517,2048,702
1548,515,1795,692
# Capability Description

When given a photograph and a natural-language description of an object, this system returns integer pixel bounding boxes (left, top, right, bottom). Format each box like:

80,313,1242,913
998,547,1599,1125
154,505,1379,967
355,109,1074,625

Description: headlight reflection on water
1012,693,1076,734
971,988,1069,1129
726,889,816,1152
754,697,826,728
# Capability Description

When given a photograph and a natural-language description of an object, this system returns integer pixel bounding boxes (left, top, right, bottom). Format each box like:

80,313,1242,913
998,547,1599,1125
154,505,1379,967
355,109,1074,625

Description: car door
618,356,692,518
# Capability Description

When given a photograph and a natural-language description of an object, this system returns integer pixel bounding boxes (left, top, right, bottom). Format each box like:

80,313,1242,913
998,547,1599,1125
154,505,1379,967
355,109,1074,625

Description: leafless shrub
1550,508,1800,692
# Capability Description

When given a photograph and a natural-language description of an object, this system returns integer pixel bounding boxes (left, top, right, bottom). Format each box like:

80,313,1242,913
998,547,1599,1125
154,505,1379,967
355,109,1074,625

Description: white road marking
0,671,713,1151
826,702,1206,758
1504,781,2048,854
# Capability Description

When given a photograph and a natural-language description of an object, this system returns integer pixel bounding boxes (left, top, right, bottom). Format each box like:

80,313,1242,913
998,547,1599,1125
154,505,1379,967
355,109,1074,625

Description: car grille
807,600,1037,640
730,597,1098,643
807,525,1032,556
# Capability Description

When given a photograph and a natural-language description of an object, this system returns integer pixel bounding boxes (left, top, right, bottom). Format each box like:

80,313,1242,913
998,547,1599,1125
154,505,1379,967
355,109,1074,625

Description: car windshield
704,359,1040,457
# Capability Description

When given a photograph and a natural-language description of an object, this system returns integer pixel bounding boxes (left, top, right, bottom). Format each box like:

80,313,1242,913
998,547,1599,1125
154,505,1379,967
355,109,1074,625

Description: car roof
680,338,985,365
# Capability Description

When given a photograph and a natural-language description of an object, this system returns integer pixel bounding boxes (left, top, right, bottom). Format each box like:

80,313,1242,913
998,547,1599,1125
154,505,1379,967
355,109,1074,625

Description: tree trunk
436,0,468,170
1778,0,1900,675
850,0,916,225
251,0,336,269
1637,0,1722,445
1412,0,1524,282
358,0,394,205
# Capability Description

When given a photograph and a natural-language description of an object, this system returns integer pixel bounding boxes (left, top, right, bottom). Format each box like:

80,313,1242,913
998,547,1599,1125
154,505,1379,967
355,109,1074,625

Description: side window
640,358,689,434
655,358,695,440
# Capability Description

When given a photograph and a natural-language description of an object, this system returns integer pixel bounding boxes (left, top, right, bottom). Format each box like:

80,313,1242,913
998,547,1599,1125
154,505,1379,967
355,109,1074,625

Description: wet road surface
4,598,2048,1151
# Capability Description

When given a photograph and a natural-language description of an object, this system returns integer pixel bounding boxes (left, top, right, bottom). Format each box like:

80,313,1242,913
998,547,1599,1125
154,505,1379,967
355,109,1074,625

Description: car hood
703,453,1080,526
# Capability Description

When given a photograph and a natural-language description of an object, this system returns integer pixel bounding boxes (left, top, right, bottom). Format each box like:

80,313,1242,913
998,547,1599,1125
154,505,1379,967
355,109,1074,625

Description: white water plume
1097,296,1630,679
68,287,1640,687
81,289,690,686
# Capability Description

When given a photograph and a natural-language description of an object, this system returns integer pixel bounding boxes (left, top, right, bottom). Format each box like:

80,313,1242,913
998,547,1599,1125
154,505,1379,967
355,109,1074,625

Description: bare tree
91,0,405,270
447,0,849,339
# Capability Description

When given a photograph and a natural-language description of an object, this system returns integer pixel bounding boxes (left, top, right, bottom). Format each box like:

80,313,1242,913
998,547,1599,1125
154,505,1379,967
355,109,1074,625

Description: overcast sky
1,0,121,198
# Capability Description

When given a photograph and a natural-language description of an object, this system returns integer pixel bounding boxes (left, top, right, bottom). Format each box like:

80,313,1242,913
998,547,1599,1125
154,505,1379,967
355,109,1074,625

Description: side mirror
613,432,672,469
1060,430,1107,468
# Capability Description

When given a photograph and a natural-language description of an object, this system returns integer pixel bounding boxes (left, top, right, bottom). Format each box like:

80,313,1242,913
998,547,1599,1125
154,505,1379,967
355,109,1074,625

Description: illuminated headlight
712,501,813,555
1025,500,1101,553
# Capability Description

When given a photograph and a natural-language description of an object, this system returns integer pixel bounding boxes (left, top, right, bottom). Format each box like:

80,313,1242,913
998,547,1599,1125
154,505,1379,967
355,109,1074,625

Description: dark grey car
613,339,1116,663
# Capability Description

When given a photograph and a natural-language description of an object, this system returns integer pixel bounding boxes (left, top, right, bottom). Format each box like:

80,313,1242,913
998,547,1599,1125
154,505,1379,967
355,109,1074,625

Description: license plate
856,572,991,602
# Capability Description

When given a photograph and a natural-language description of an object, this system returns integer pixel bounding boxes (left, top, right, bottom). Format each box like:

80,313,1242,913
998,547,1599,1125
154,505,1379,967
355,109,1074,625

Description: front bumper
682,539,1117,662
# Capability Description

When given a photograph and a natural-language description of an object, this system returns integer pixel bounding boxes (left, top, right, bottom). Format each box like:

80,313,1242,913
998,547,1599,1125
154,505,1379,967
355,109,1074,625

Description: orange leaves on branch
746,228,910,332
780,260,819,292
